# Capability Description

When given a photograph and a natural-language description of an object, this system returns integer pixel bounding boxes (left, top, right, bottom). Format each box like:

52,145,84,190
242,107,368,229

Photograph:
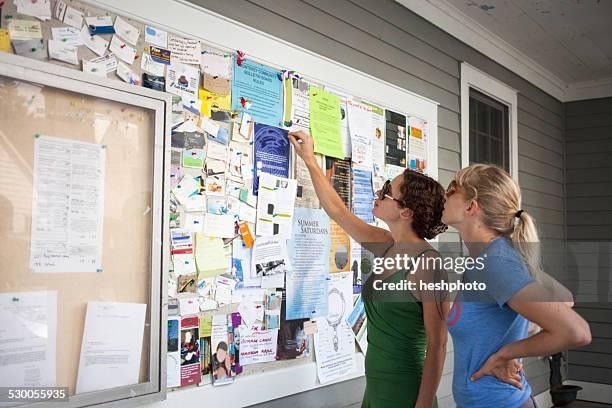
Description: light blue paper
231,59,283,127
286,208,330,320
353,168,375,223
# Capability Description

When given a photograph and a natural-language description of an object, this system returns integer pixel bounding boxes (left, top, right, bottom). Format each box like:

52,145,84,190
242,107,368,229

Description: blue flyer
253,124,290,195
231,59,284,127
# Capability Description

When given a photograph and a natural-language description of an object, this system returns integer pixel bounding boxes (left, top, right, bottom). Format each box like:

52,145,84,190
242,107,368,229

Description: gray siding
565,97,612,385
190,0,565,405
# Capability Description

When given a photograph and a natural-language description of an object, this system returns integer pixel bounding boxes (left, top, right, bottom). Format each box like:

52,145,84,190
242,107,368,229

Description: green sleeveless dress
361,264,438,408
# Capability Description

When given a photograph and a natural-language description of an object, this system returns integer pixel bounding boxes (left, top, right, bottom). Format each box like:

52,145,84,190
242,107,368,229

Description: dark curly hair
397,170,448,239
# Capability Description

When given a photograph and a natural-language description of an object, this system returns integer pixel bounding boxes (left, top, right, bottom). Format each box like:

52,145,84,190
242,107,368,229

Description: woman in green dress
288,130,449,408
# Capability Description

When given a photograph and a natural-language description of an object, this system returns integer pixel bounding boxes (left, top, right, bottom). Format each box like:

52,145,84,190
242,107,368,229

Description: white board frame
82,0,439,405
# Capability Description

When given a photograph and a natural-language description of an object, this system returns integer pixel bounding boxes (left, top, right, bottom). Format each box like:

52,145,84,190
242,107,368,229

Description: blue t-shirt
447,237,535,408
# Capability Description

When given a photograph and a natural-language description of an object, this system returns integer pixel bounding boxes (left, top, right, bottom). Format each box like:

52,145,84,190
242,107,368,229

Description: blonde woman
442,164,591,408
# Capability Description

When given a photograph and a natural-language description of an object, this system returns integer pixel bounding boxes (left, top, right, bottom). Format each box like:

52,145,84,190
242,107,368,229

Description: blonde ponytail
451,164,542,278
512,210,542,278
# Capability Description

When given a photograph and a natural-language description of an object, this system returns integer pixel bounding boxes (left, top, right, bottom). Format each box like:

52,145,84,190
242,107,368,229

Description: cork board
0,75,156,395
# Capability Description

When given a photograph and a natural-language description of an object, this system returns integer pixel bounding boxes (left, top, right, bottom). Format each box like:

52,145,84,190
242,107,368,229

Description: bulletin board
0,52,170,407
0,0,440,406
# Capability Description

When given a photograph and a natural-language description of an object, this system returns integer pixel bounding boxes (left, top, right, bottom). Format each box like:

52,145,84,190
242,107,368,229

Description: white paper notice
144,25,168,48
80,26,109,57
116,62,141,86
0,291,57,387
63,7,83,29
90,54,117,74
314,272,355,383
366,103,386,180
113,16,140,45
48,39,78,65
76,301,146,394
109,35,136,65
84,16,113,28
54,1,67,21
30,136,106,273
141,53,165,77
200,49,232,79
15,0,52,21
168,36,201,65
255,173,297,237
347,100,373,168
82,59,107,77
51,26,82,45
239,325,278,365
286,77,310,132
203,214,235,238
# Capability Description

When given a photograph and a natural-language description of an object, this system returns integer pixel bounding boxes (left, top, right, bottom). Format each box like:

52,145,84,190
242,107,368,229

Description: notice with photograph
325,157,351,209
385,110,407,167
251,236,291,288
166,62,200,98
180,316,200,386
211,315,233,385
408,116,428,174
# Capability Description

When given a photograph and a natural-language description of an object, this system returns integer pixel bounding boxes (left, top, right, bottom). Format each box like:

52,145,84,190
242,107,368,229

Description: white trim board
85,0,439,181
159,356,366,408
396,0,612,102
460,62,519,182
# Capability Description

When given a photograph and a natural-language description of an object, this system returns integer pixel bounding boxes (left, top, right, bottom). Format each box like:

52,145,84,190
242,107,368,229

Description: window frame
460,62,518,181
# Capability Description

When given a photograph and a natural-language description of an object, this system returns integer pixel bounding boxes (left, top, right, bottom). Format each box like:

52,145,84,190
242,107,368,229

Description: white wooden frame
460,62,519,181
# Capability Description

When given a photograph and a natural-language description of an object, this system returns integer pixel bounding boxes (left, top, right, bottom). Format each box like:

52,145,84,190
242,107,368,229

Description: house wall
565,97,612,386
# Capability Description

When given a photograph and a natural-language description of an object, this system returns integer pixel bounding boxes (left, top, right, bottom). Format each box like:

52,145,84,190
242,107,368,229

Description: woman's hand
471,352,524,389
288,130,316,165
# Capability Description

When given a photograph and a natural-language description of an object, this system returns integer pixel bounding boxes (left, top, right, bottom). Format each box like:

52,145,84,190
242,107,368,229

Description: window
461,63,518,180
469,89,509,171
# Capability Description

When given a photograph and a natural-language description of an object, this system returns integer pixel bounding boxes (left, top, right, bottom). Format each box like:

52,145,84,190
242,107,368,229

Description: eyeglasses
377,179,402,204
